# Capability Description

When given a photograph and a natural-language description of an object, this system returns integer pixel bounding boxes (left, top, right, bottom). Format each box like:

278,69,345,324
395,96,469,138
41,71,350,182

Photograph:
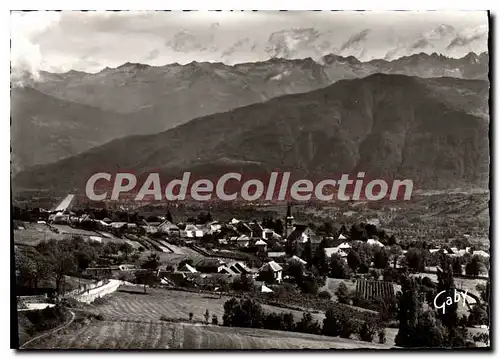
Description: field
25,319,393,349
86,286,324,323
410,273,487,300
21,284,397,349
355,280,395,301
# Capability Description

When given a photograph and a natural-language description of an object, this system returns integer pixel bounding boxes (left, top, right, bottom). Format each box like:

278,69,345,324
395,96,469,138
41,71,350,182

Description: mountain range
12,52,489,172
13,73,490,195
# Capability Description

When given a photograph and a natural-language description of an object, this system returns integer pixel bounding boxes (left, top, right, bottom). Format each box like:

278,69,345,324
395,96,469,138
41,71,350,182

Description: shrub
318,290,332,300
335,282,351,304
211,315,218,325
323,308,342,337
189,312,193,321
339,315,358,339
359,321,377,342
294,312,321,335
378,328,387,344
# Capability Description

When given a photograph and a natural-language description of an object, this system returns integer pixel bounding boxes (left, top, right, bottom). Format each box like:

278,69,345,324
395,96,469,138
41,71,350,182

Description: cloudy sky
11,11,489,75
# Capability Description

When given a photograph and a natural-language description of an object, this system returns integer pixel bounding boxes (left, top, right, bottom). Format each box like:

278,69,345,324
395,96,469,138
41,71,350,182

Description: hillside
23,319,393,349
12,52,488,170
13,74,490,194
10,87,144,172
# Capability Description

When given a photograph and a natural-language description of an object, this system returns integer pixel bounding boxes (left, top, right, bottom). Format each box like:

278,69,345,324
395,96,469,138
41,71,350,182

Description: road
19,310,75,349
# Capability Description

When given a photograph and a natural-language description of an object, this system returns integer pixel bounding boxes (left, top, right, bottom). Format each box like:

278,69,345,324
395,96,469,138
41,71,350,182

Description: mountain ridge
13,73,490,195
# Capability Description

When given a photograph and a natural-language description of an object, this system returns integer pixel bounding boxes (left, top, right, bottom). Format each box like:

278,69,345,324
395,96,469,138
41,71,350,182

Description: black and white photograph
10,10,491,350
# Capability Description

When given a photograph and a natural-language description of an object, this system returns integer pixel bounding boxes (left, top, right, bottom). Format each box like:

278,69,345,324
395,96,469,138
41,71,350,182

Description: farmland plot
90,286,324,323
25,320,393,349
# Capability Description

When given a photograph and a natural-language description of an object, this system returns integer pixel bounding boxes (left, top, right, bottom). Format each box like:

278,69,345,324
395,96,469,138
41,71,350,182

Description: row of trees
222,297,386,343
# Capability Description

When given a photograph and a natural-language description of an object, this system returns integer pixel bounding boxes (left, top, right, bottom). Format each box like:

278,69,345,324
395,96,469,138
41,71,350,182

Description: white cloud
9,11,489,76
10,11,62,83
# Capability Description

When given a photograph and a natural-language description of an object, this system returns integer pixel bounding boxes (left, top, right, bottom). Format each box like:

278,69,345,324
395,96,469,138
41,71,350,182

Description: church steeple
285,203,294,238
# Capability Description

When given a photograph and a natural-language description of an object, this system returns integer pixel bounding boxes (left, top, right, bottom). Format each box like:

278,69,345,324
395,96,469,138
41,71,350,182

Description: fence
63,280,107,298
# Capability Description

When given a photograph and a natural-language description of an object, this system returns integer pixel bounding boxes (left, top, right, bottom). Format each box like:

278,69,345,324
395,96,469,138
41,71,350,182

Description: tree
286,261,304,285
329,254,351,279
389,245,402,268
335,282,351,304
395,275,421,347
373,248,390,269
451,257,463,276
322,308,342,337
263,313,285,331
119,243,134,260
302,240,313,269
212,314,218,325
405,248,425,272
347,250,361,272
295,312,321,335
299,275,318,295
465,256,481,277
139,253,161,293
189,312,193,321
232,274,255,292
166,210,173,222
388,235,397,246
318,290,332,300
204,309,210,324
339,313,358,339
314,239,329,275
359,320,377,342
222,298,264,329
378,328,387,344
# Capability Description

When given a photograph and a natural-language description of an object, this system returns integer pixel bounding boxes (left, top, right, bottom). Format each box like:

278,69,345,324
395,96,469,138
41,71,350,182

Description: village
14,191,491,348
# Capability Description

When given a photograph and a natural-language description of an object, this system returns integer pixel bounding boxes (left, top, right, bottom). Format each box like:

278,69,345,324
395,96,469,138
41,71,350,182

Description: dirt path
19,310,75,349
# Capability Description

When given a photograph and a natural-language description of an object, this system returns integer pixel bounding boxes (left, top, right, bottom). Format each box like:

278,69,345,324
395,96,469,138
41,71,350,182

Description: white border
3,1,498,358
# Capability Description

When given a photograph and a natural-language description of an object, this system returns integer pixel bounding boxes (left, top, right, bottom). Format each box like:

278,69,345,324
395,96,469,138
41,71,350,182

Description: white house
259,261,283,283
325,247,348,258
338,242,352,249
338,233,347,240
236,235,250,248
254,239,268,251
367,238,385,247
287,255,307,266
184,224,203,238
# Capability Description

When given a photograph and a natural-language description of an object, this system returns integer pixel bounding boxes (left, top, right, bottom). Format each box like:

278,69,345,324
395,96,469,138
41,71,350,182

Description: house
236,235,250,248
183,224,203,238
367,238,384,247
218,266,239,275
472,250,490,258
228,261,252,275
142,220,158,234
218,238,228,245
262,228,278,240
338,233,347,240
324,247,348,258
267,251,287,260
236,222,253,237
260,284,274,293
118,264,136,271
248,222,264,238
254,239,268,252
178,263,198,273
157,220,180,235
287,255,307,266
193,258,227,273
338,242,352,250
258,261,283,283
209,221,222,233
